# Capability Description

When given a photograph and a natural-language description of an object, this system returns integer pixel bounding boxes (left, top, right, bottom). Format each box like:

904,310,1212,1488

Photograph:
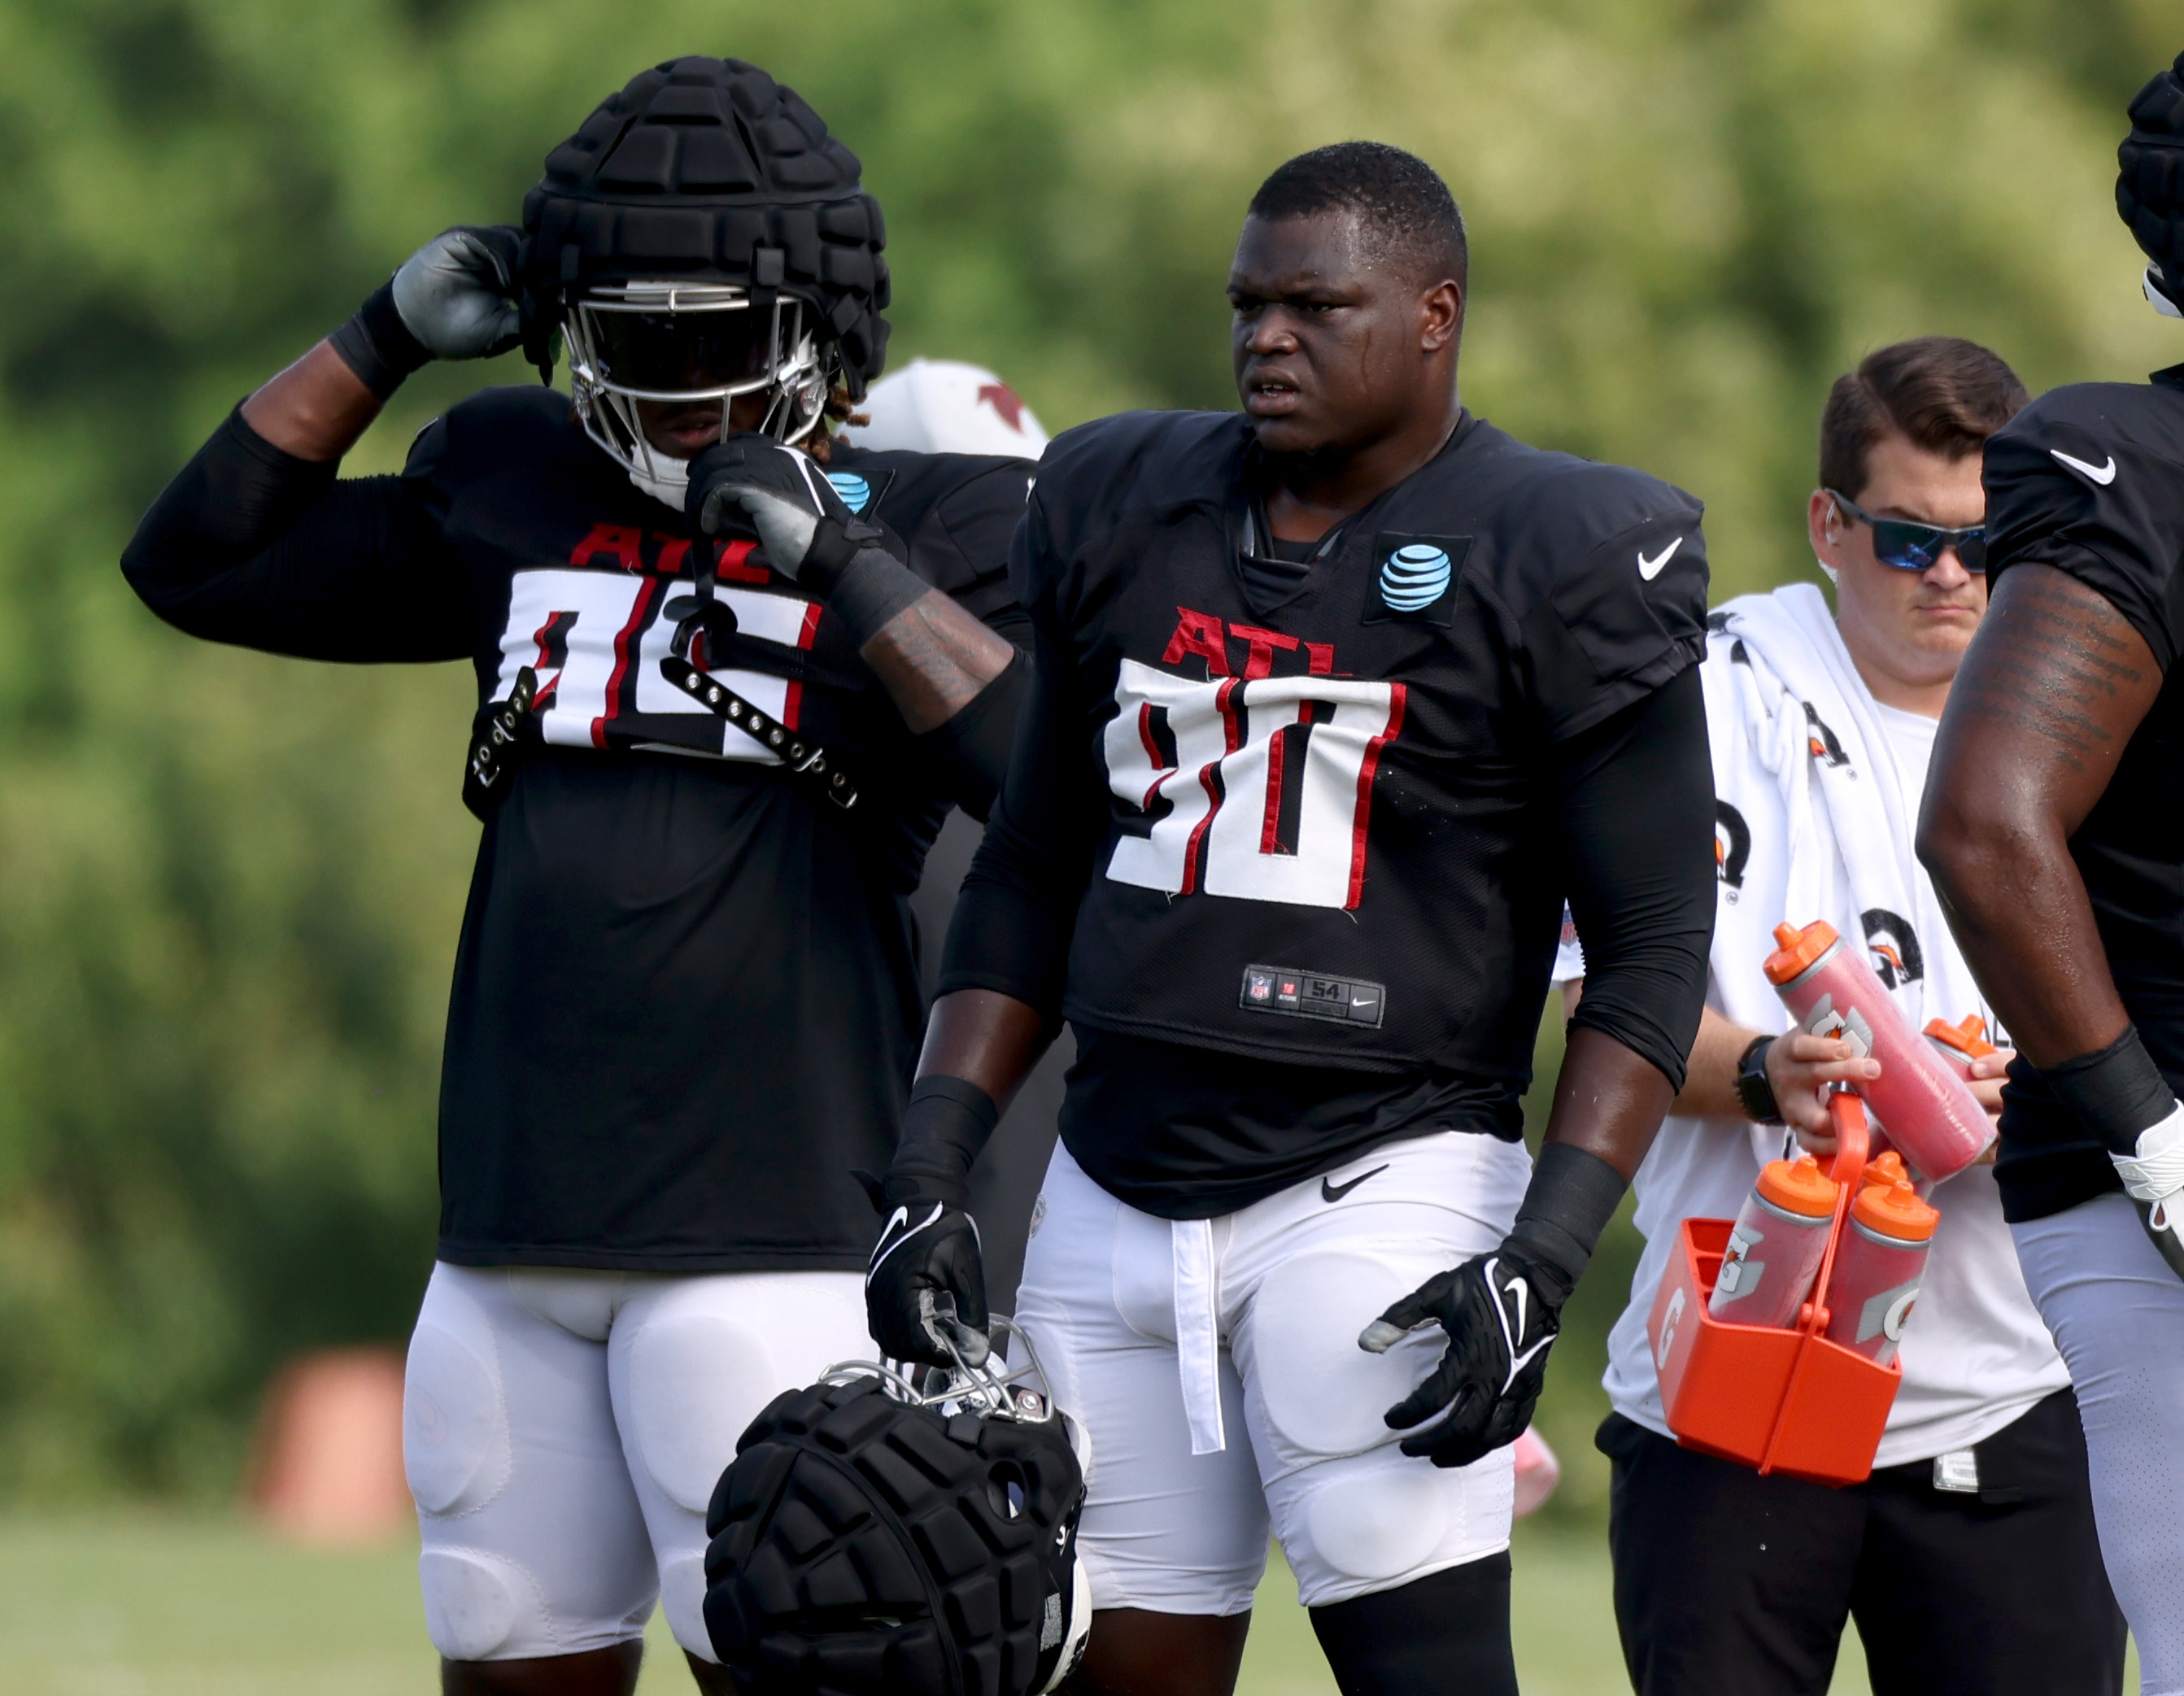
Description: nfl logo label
1248,970,1274,1003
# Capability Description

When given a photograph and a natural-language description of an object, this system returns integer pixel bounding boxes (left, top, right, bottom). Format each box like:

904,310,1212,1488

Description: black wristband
822,545,935,647
2042,1024,2179,1157
1736,1035,1782,1125
1509,1141,1630,1302
883,1075,1000,1210
796,516,865,594
327,279,432,400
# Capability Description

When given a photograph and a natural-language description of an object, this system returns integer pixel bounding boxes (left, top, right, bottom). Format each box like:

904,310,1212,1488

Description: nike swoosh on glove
866,1199,992,1369
1359,1241,1567,1469
686,434,856,582
2112,1101,2184,1283
390,226,525,360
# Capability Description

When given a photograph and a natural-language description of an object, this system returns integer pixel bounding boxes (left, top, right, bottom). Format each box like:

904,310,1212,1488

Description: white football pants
401,1262,868,1663
1014,1131,1532,1614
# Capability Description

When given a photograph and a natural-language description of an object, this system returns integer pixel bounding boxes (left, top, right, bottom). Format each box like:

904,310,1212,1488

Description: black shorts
1599,1392,2125,1696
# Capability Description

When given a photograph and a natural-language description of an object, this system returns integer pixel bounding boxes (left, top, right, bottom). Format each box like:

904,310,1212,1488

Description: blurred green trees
0,0,2173,1499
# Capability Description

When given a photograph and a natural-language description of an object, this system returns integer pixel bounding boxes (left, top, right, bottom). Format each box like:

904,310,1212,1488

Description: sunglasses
1827,490,1986,574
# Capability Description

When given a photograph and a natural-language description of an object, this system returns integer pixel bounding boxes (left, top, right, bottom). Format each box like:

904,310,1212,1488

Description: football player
121,57,1032,1696
1920,48,2184,1696
865,142,1715,1696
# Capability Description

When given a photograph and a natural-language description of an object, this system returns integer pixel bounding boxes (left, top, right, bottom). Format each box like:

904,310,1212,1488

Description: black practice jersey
944,409,1717,1215
124,386,1031,1270
1981,365,2184,1221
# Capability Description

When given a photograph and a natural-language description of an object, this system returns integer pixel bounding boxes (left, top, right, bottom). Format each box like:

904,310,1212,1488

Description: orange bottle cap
1764,920,1839,985
1852,1179,1939,1241
1923,1014,1997,1060
1756,1153,1840,1219
1862,1151,1908,1189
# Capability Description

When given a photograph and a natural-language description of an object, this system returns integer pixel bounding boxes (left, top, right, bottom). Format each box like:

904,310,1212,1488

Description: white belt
1172,1218,1226,1454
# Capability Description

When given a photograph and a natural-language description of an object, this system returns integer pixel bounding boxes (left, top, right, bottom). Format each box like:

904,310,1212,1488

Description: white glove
390,227,525,360
2112,1100,2184,1280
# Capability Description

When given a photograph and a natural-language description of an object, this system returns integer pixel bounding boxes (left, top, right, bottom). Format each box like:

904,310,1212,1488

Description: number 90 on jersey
1102,658,1406,911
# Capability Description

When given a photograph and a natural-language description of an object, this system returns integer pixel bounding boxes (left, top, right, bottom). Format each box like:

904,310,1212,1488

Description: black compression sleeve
883,1076,1001,1210
910,652,1027,821
1554,665,1714,1090
938,613,1101,1018
121,406,464,662
127,404,338,569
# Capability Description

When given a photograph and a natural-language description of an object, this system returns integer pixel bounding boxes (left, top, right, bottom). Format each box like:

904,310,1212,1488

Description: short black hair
1247,142,1467,290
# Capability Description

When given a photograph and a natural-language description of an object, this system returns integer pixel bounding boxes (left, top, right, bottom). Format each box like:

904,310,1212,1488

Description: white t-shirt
1558,666,2068,1467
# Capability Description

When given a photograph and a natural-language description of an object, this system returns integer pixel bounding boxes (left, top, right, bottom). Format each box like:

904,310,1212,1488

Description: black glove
864,1075,1002,1369
390,226,526,360
329,226,525,400
1360,1239,1569,1468
1360,1140,1628,1469
686,434,862,585
866,1197,992,1369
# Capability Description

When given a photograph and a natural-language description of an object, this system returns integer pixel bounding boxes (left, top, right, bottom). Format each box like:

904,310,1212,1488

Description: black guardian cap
2119,49,2184,316
521,58,892,475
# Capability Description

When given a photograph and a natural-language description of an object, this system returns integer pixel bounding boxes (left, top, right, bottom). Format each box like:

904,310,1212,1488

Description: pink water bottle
1821,1178,1939,1365
1764,921,1992,1182
1708,1154,1840,1328
1924,1014,1999,1079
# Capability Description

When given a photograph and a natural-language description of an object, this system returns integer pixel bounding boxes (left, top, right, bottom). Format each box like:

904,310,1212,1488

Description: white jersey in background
1556,584,2068,1468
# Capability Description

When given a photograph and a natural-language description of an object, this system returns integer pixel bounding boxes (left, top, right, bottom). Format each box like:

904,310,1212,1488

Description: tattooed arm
1917,563,2163,1065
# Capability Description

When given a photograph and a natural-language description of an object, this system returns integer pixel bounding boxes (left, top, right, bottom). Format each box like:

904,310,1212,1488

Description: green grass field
0,1513,1910,1695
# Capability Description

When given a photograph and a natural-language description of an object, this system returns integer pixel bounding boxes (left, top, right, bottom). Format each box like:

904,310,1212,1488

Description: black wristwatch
1736,1035,1783,1124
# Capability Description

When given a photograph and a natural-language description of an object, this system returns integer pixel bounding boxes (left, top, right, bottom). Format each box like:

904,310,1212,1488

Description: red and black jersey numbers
494,563,819,761
1102,656,1405,911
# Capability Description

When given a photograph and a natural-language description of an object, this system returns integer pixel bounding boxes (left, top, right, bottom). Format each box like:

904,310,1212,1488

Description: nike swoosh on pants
1320,1163,1389,1203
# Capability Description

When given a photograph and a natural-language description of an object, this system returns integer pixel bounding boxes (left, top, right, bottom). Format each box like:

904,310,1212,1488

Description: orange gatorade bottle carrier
1647,1088,1910,1486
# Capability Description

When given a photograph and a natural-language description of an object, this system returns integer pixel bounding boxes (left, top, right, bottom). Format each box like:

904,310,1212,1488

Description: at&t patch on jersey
1240,963,1387,1027
1363,533,1471,626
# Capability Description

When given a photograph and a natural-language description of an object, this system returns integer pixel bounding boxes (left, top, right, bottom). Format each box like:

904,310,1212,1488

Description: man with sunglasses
1558,337,2124,1695
120,58,1032,1696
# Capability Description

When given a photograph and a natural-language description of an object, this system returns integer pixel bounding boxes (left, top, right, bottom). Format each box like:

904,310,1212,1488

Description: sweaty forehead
1230,210,1375,294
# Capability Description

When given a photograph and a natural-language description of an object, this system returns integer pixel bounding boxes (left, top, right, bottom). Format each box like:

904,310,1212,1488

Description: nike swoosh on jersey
2050,448,2118,486
1320,1163,1389,1203
1637,537,1683,579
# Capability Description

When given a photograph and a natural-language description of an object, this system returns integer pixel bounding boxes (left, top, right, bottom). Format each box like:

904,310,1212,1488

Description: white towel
1701,586,1990,1154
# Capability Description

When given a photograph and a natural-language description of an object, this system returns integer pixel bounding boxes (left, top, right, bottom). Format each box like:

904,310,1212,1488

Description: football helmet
520,57,891,497
704,1319,1090,1696
838,359,1051,458
2119,50,2184,316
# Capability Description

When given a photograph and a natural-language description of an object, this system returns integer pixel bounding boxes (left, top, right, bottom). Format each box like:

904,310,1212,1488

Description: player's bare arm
239,342,386,462
856,591,1016,732
1919,562,2160,1066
